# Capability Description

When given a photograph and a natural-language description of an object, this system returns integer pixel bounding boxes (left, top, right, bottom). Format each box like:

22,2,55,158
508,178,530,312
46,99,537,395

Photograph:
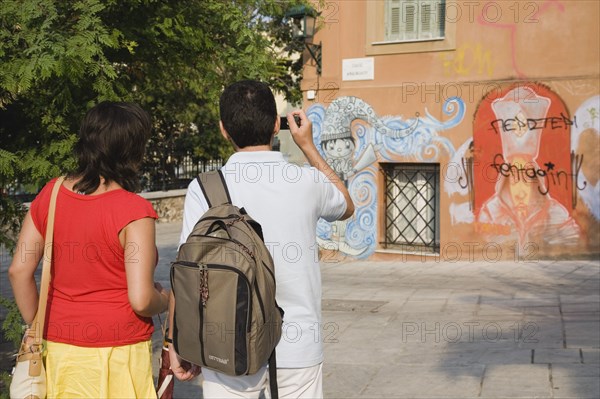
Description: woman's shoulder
111,190,158,218
31,177,61,207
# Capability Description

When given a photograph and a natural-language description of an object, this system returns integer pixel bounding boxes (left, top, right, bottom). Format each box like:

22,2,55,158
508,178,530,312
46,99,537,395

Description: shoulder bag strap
32,176,65,345
196,170,231,207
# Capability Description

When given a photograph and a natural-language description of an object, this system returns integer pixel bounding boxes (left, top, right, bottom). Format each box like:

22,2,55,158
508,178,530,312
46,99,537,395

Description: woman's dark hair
70,101,152,194
219,80,277,148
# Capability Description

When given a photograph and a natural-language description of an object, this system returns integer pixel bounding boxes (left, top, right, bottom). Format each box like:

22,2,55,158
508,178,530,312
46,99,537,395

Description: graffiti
587,107,598,124
572,95,600,219
440,44,494,77
473,84,580,245
319,97,419,142
490,152,585,196
477,0,565,78
489,113,577,135
458,142,476,211
446,139,475,224
440,43,495,77
308,96,465,258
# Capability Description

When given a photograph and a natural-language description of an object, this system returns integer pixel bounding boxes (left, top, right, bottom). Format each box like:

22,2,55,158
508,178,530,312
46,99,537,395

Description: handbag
10,176,64,399
156,316,174,399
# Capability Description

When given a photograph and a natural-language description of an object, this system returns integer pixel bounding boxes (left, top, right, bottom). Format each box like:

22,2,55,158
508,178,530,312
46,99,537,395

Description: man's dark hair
219,80,277,148
71,101,152,194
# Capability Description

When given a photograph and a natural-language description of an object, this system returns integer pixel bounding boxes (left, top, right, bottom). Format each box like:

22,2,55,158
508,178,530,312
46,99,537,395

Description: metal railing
2,155,225,201
141,156,224,192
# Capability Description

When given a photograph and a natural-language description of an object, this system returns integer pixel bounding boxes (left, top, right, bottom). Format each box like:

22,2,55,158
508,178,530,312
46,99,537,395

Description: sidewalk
0,223,597,398
153,222,600,398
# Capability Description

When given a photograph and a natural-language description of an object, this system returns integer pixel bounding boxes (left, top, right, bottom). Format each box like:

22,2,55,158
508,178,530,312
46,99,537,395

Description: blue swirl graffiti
346,168,377,252
308,105,327,159
309,96,466,259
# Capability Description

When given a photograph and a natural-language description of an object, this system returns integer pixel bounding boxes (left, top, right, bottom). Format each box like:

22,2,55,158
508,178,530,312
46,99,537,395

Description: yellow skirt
45,340,157,399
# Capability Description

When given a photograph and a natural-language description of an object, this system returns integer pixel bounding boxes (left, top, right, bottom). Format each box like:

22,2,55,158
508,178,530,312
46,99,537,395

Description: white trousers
201,363,323,399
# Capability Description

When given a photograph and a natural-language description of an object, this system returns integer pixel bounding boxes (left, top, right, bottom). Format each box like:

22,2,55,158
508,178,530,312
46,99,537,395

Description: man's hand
168,343,201,381
286,109,355,219
287,110,314,151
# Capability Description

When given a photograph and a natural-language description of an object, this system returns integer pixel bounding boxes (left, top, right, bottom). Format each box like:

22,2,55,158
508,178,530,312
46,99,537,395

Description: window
385,0,445,42
383,163,440,252
366,0,454,55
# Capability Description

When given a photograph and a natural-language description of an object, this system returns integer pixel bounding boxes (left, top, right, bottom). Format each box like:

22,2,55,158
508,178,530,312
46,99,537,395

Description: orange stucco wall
301,1,600,260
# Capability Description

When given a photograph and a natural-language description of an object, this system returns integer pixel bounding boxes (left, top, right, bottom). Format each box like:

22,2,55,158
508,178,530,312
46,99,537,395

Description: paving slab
582,348,600,364
18,221,592,399
533,348,582,364
564,321,600,348
362,365,485,398
322,363,380,398
480,364,552,398
550,364,600,399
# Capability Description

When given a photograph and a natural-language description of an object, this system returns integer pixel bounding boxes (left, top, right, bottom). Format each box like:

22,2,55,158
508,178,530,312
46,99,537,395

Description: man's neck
236,144,272,152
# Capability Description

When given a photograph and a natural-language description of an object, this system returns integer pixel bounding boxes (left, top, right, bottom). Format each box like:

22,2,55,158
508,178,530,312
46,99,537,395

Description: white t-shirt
179,151,346,369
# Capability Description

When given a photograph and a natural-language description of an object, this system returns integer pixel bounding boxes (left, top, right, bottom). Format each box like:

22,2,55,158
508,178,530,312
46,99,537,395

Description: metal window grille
382,163,439,252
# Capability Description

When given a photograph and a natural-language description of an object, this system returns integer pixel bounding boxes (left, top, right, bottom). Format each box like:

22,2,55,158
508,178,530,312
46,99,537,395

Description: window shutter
385,0,446,42
386,0,402,41
437,0,445,38
402,1,418,41
421,2,432,37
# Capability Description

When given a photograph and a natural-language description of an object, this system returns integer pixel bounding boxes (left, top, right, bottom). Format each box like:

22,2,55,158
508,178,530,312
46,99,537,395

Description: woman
9,101,169,398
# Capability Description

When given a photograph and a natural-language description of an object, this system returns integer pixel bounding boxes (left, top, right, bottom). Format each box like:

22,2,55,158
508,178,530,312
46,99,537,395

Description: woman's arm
8,211,45,324
122,217,169,317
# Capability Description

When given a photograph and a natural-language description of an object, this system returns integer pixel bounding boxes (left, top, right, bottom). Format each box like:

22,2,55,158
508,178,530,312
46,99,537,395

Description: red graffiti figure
474,85,580,245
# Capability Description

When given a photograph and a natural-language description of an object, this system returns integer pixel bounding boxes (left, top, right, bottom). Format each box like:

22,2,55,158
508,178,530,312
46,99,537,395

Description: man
169,79,354,398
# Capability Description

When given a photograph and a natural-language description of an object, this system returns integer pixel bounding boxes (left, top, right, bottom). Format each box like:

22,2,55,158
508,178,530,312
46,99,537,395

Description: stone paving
1,222,599,398
151,222,600,398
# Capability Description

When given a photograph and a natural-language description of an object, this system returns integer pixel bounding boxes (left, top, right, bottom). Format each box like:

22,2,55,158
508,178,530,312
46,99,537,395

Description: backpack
171,170,283,392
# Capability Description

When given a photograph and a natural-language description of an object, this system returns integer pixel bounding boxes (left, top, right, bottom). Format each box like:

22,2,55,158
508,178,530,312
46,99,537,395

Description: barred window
383,163,440,252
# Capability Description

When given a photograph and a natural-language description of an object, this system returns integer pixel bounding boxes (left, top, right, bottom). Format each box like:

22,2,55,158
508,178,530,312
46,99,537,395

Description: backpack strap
268,349,278,399
197,170,232,207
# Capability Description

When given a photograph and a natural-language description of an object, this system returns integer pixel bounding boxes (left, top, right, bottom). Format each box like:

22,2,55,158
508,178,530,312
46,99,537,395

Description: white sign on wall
342,57,375,81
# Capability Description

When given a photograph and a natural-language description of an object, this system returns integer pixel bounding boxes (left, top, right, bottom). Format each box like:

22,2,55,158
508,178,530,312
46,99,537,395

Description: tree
0,0,307,239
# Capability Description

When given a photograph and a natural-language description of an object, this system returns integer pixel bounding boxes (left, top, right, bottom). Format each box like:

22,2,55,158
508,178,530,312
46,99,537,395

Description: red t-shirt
30,178,158,347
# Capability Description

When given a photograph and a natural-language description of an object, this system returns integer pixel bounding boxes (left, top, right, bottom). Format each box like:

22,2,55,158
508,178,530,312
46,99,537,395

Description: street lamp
286,5,322,75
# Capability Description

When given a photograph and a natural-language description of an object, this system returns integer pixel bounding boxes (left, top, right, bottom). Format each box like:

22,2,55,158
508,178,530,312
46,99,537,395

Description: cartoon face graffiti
322,137,356,160
311,95,466,259
320,134,357,183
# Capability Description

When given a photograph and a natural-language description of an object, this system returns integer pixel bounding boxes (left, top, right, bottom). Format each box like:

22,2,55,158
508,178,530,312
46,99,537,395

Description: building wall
300,0,600,260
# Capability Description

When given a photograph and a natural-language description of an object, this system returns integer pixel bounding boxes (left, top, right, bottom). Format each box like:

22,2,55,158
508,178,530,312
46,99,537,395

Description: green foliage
0,297,22,350
0,296,22,398
0,196,25,252
0,372,10,399
0,0,308,247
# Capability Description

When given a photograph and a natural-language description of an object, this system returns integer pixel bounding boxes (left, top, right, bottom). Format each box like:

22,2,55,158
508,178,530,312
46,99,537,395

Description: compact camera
280,115,301,130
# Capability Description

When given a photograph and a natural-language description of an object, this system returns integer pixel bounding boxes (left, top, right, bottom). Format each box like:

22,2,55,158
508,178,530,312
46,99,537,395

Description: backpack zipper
199,262,209,306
